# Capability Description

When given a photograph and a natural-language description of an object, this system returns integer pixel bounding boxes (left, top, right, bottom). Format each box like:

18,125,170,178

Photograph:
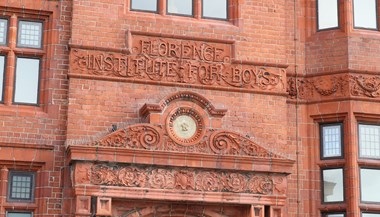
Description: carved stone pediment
87,124,285,160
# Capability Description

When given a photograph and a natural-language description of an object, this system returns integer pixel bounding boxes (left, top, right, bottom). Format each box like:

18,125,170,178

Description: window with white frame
362,213,380,217
360,168,380,203
130,0,229,20
130,0,158,12
167,0,193,16
202,0,228,20
322,213,345,217
359,124,380,159
353,0,378,29
317,0,339,30
321,123,343,159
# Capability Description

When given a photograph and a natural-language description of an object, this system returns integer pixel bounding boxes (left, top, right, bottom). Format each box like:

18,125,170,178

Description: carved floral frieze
89,164,287,195
287,73,380,101
350,75,380,98
69,34,286,93
88,124,284,159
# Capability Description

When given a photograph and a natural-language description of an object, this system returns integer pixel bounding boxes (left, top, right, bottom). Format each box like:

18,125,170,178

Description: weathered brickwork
1,0,380,217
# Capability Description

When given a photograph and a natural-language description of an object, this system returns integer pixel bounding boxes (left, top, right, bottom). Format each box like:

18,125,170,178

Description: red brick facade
1,0,380,217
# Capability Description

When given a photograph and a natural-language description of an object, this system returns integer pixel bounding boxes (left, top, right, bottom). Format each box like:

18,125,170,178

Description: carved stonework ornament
166,107,205,146
287,73,380,101
91,124,162,150
87,124,285,159
69,34,286,93
89,164,285,195
287,75,348,100
350,75,380,98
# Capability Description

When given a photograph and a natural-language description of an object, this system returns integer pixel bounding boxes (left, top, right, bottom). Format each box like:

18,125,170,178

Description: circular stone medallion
173,115,197,139
166,107,205,146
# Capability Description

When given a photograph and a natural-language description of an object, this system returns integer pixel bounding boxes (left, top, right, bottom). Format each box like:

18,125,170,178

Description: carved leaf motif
118,167,146,187
86,126,286,159
92,124,162,150
209,131,283,158
149,169,175,189
195,172,222,192
350,75,380,98
287,77,298,99
273,176,286,195
313,77,339,96
90,164,279,195
248,176,273,195
225,173,247,193
96,129,128,147
174,171,195,190
91,165,118,185
209,132,239,154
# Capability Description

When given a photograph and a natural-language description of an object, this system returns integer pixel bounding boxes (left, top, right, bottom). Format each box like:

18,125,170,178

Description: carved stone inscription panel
70,35,286,93
87,164,287,195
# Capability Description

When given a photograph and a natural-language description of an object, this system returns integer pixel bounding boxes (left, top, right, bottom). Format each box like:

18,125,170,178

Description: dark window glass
322,168,344,202
202,0,227,19
317,0,339,30
8,171,34,201
167,0,193,16
0,56,4,101
7,212,33,217
14,57,40,104
131,0,158,12
363,213,380,217
0,19,8,45
321,124,342,158
353,0,377,29
359,124,380,158
361,168,380,202
17,21,42,48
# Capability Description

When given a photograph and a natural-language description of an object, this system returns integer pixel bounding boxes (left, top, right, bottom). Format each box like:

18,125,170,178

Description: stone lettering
70,35,286,93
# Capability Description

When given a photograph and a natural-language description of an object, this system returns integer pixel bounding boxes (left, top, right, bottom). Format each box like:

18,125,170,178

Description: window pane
318,0,339,30
0,19,8,45
7,212,32,217
323,168,344,202
322,124,342,158
324,214,345,217
168,0,193,15
353,0,377,29
17,21,42,48
131,0,157,12
202,0,227,19
8,172,34,201
363,213,380,217
0,56,4,101
359,124,380,158
361,169,380,202
14,58,40,104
